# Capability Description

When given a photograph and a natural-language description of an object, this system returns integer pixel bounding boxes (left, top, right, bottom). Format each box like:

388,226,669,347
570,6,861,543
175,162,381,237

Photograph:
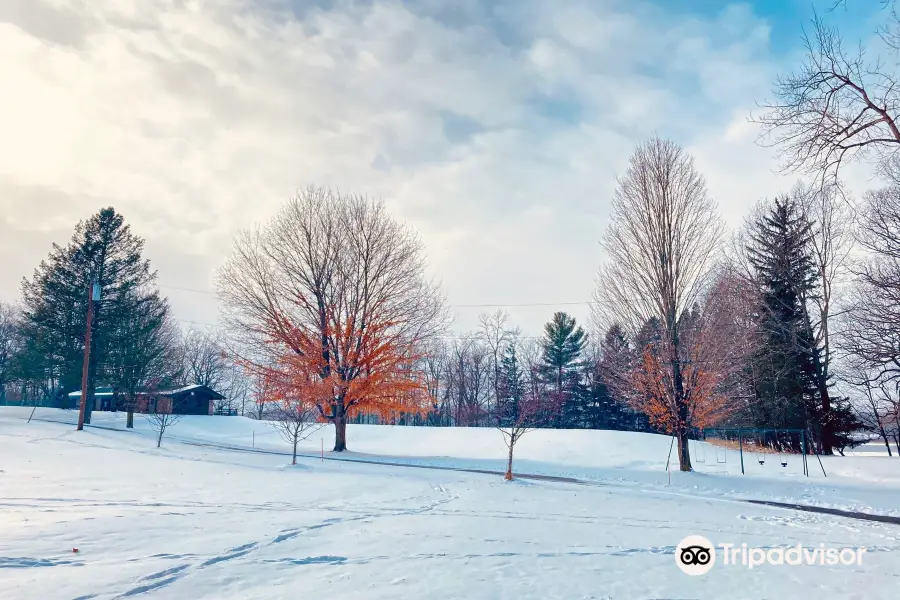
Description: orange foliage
628,341,734,434
242,304,429,424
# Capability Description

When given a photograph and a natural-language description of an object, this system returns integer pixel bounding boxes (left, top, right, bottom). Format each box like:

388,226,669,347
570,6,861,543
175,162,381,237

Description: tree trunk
126,410,134,429
878,423,892,457
157,428,164,448
84,301,101,425
505,436,514,480
333,403,347,452
292,438,298,465
817,383,834,455
673,361,692,472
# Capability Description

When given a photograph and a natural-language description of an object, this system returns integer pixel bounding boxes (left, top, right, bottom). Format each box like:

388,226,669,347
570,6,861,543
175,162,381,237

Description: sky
0,0,885,339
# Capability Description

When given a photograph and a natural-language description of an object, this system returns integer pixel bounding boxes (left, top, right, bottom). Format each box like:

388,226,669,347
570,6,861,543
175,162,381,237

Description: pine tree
746,196,821,432
540,312,586,427
497,342,524,427
20,208,160,421
107,290,180,427
598,323,652,432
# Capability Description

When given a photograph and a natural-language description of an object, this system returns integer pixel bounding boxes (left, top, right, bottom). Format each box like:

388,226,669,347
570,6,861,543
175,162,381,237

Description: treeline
380,311,652,433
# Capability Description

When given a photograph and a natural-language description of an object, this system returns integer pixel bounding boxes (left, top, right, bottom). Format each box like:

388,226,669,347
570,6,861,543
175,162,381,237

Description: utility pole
76,280,101,431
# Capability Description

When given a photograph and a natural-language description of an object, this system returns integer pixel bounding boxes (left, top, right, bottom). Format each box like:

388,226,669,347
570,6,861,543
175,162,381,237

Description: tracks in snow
102,482,458,599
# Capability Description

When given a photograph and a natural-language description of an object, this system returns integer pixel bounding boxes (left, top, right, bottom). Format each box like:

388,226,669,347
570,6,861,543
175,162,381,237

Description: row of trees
3,7,900,473
591,140,867,472
410,311,648,433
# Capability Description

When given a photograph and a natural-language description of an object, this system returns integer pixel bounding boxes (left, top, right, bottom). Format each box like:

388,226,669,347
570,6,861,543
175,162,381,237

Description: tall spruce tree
540,312,586,427
20,208,160,421
746,196,821,434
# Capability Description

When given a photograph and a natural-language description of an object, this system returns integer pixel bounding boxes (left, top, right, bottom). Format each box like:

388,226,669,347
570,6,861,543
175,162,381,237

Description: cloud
0,0,860,334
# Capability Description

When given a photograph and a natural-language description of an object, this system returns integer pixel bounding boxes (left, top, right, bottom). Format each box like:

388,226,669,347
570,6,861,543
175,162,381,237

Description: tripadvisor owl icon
676,535,716,575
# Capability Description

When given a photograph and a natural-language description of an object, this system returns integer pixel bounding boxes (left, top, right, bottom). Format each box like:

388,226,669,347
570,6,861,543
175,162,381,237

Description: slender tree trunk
876,422,892,456
292,438,298,465
333,402,347,452
126,409,134,429
505,436,515,480
670,325,692,472
673,366,692,472
157,427,164,448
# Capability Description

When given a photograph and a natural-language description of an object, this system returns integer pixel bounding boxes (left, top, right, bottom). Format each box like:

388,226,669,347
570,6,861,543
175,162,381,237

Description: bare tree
0,302,22,403
181,328,227,391
269,397,323,464
479,310,516,418
217,187,448,451
754,13,900,182
594,137,724,471
794,181,855,363
446,338,492,426
843,185,900,384
145,396,181,448
492,336,549,480
219,365,250,416
842,360,898,456
421,340,450,425
794,181,856,451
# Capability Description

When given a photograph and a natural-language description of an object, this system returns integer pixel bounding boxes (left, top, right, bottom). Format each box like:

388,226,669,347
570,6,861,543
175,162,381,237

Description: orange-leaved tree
218,187,447,450
601,269,754,467
248,309,431,450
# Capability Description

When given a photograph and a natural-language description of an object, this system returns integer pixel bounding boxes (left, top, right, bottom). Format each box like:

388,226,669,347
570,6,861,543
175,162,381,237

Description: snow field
0,408,898,599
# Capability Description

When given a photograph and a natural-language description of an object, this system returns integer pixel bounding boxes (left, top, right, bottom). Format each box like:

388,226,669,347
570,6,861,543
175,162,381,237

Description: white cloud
0,0,870,335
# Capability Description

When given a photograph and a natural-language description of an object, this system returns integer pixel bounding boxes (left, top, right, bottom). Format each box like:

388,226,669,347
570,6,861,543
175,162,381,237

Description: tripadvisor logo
675,536,867,575
676,535,716,576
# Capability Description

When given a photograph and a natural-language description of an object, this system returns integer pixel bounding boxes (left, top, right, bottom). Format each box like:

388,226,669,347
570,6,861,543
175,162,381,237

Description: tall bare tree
792,181,855,452
843,185,900,385
217,187,447,451
594,137,724,471
479,310,516,419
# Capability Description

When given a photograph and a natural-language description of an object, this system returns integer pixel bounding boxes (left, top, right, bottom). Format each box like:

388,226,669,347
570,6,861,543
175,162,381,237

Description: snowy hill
1,408,898,599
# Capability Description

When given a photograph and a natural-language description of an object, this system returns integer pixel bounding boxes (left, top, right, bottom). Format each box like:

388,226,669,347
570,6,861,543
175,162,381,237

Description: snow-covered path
1,410,898,599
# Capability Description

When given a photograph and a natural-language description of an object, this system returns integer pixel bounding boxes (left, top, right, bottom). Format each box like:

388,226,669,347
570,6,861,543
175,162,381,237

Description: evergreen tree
107,290,181,427
598,323,652,432
496,342,524,427
20,208,160,421
746,196,821,432
540,312,586,427
577,349,614,429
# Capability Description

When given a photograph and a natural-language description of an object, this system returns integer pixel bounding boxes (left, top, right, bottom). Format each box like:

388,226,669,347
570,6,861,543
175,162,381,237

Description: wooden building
67,385,224,416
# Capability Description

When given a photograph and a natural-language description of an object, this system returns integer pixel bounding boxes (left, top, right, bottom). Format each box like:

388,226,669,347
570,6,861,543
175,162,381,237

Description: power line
157,283,597,309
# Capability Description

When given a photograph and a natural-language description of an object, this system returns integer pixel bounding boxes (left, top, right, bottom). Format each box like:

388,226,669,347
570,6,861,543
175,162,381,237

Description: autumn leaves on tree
217,188,447,451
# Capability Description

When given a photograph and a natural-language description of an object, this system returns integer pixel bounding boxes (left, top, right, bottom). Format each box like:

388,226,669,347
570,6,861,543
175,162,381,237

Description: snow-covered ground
1,408,898,599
